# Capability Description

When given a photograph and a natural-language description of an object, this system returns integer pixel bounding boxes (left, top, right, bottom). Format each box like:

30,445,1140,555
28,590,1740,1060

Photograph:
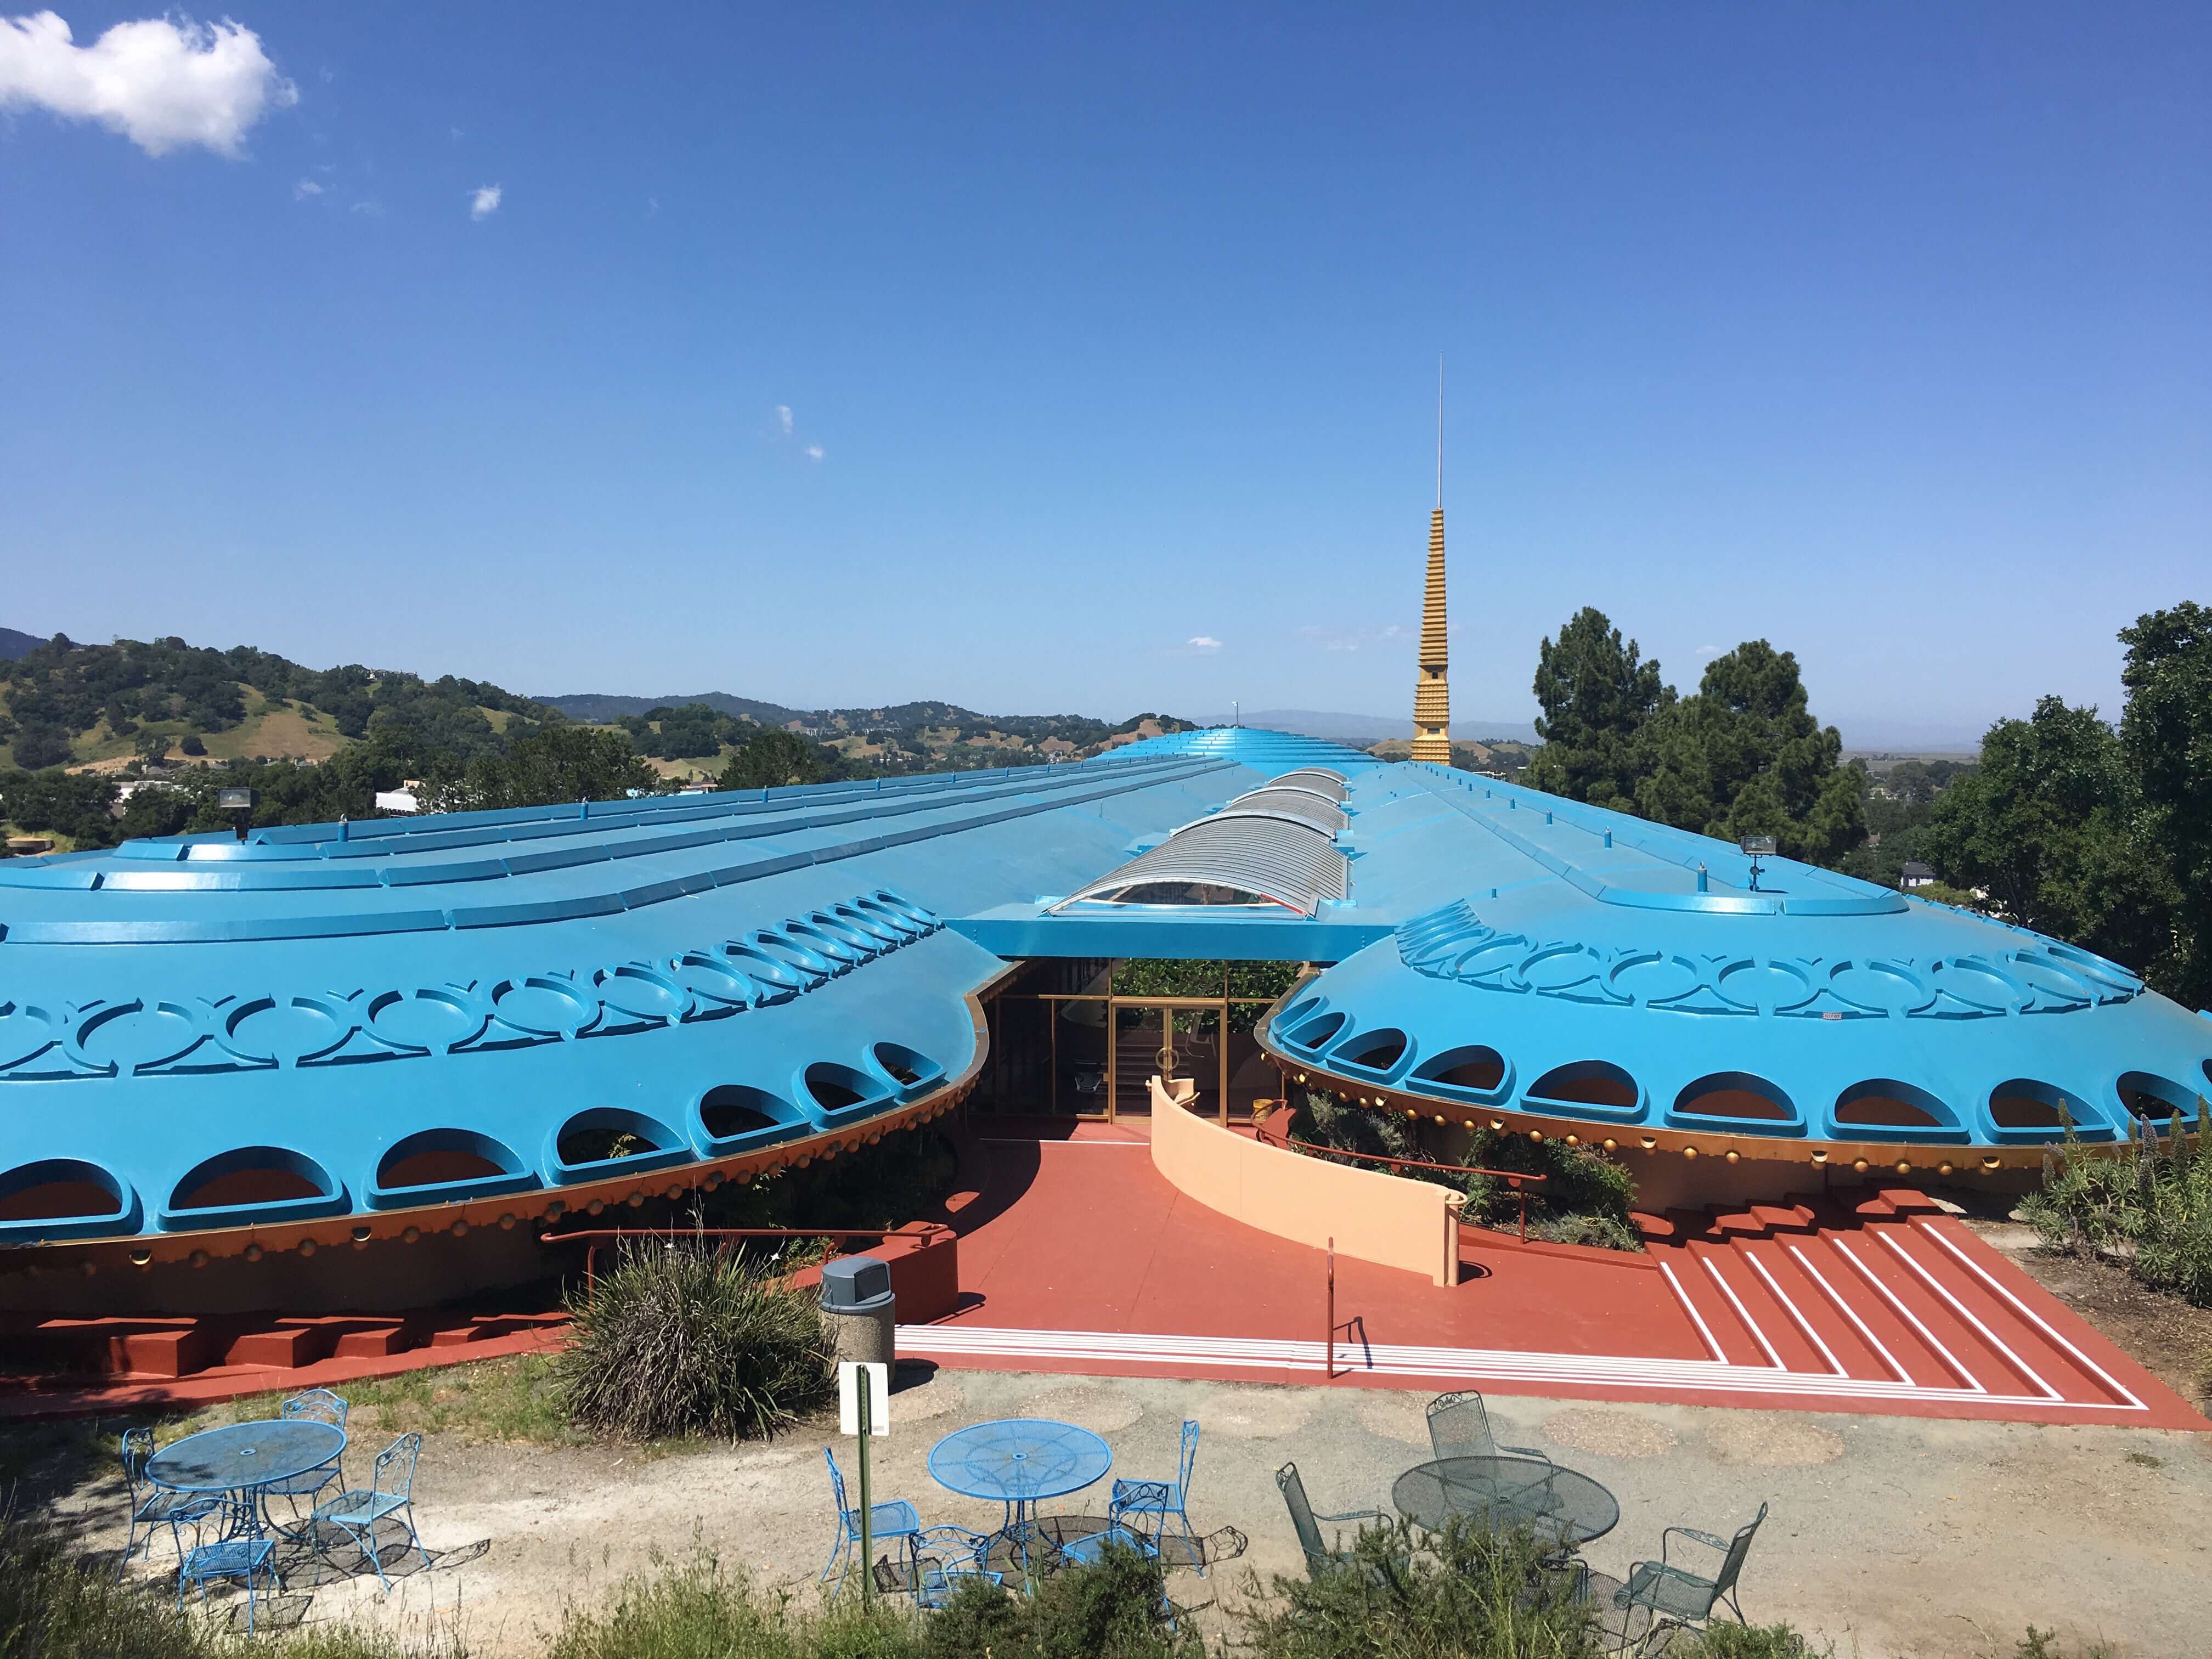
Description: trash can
819,1254,897,1369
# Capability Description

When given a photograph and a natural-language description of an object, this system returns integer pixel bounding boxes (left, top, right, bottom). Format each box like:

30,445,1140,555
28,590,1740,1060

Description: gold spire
1411,362,1451,764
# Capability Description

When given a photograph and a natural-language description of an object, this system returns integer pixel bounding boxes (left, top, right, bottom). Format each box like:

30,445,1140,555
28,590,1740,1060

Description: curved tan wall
1148,1077,1463,1285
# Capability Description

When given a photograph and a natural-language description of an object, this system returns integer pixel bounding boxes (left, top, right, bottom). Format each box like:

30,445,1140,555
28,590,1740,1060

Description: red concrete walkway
901,1121,2208,1430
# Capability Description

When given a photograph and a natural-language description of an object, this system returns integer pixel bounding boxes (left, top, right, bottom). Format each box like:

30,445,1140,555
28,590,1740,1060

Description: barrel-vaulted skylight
1049,813,1350,916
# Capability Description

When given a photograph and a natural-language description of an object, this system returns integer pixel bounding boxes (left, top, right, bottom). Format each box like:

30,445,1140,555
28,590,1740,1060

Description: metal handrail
1253,1110,1547,1242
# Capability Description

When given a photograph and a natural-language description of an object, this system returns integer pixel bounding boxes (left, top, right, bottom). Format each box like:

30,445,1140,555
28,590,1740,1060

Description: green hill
0,631,555,772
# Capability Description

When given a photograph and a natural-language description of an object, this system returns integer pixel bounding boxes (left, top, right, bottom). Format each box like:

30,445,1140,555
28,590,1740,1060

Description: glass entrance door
1108,1000,1228,1121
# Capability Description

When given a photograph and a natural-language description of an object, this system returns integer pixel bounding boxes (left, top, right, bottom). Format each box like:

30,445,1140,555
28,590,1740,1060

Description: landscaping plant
2022,1103,2212,1307
1240,1516,1604,1659
554,1235,836,1442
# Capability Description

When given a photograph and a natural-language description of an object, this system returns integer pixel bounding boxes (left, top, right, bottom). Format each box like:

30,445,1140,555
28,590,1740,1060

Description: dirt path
38,1363,2212,1657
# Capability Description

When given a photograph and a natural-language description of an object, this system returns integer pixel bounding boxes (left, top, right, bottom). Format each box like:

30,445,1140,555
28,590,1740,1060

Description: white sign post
838,1362,889,1601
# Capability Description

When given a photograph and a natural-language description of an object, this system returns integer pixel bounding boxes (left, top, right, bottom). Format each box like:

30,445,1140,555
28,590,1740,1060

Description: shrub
2022,1103,2212,1307
923,1543,1195,1659
548,1554,921,1659
0,1509,212,1658
1683,1624,1832,1658
1244,1516,1604,1659
554,1236,836,1441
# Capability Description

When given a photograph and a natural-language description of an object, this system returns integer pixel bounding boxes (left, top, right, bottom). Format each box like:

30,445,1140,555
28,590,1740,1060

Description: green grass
180,1355,585,1448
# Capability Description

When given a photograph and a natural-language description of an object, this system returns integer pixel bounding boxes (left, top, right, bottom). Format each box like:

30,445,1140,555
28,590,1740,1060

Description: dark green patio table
1391,1455,1618,1546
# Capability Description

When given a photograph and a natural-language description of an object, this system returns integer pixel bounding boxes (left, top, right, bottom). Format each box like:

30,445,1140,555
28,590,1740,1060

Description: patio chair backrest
1176,1419,1200,1492
283,1387,348,1428
120,1426,154,1498
1711,1502,1769,1601
1426,1390,1499,1463
372,1433,422,1500
823,1447,851,1520
1273,1462,1327,1570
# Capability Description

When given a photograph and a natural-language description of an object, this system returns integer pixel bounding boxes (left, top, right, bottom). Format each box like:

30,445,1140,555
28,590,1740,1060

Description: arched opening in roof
851,896,924,938
376,1130,529,1194
719,944,804,997
1413,1045,1509,1096
748,932,833,984
1988,1079,2096,1137
1331,1028,1409,1077
1277,994,1325,1029
1283,1012,1346,1051
551,1109,687,1178
1835,1080,1957,1132
0,1159,126,1225
1673,1073,1798,1127
871,1041,944,1093
698,1085,804,1147
165,1147,341,1227
805,1062,891,1121
2117,1071,2196,1130
1527,1062,1639,1111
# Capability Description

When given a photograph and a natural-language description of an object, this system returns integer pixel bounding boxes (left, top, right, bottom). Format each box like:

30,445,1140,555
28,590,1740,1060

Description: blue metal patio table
148,1419,347,1539
928,1419,1113,1573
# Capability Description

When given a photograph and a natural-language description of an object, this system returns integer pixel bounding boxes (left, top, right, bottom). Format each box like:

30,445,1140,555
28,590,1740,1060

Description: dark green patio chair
1612,1502,1767,1652
1274,1462,1389,1581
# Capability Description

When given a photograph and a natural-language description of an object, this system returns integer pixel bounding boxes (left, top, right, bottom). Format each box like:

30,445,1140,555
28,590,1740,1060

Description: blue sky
3,4,2205,742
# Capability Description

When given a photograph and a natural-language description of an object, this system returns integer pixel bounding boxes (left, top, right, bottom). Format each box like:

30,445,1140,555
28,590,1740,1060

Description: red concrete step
1647,1238,1767,1365
1682,1238,1827,1373
1724,1234,1882,1379
1861,1215,2131,1406
223,1327,331,1369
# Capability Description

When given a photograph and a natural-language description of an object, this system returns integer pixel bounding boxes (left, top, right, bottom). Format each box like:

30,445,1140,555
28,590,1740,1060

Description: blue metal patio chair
820,1446,922,1597
1612,1502,1768,1653
1108,1418,1203,1573
117,1426,218,1581
261,1388,349,1526
1426,1390,1551,1464
178,1534,280,1634
1274,1461,1392,1582
309,1432,431,1592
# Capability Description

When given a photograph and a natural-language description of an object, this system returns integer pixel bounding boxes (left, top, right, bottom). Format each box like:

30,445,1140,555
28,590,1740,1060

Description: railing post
1325,1236,1335,1380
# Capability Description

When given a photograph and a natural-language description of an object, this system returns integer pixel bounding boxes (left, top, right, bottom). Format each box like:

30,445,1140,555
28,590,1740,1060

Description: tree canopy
1921,697,2177,980
1524,608,1668,811
1524,612,1863,865
1632,640,1865,864
718,727,838,791
2119,601,2212,1005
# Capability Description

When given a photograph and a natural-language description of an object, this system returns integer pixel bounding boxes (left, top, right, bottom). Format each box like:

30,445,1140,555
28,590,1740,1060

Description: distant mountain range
0,627,44,661
1190,708,1542,746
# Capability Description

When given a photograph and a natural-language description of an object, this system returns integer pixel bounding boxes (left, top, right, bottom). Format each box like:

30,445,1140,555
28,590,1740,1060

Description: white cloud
469,183,501,221
803,443,824,461
349,197,382,218
292,177,321,199
1696,643,1720,656
1187,636,1222,651
0,10,295,157
775,405,793,436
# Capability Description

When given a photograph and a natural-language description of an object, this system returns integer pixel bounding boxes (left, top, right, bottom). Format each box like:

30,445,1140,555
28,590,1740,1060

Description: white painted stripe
1873,1228,2063,1402
1697,1250,1786,1369
1786,1242,1915,1385
1827,1235,1986,1393
1655,1258,1727,1363
895,1325,2146,1412
1914,1220,2145,1411
1740,1248,1847,1377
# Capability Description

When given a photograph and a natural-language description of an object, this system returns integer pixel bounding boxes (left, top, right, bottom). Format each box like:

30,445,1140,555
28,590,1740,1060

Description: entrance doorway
974,960,1306,1125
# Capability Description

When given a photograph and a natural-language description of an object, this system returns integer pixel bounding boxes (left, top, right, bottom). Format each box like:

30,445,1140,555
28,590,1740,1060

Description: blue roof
2,740,2207,1248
